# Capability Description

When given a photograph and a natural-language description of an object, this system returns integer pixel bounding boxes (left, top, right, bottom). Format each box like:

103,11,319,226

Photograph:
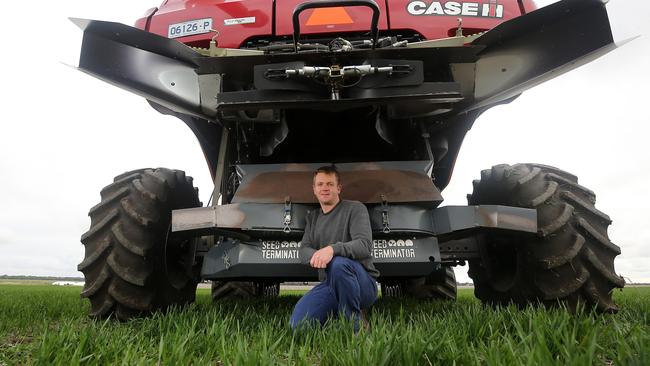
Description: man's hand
310,245,334,269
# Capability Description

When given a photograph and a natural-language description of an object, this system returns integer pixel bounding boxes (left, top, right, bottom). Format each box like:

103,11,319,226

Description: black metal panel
76,27,205,120
201,239,318,280
439,237,481,263
367,205,436,234
372,236,440,277
201,236,440,280
217,82,462,111
348,82,460,99
473,0,613,48
241,204,312,233
467,0,616,111
71,18,201,65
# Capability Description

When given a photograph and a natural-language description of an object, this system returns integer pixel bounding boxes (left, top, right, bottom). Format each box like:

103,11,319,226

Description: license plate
168,18,213,39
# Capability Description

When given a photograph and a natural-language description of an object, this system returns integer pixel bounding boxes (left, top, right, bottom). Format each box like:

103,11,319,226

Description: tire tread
467,163,623,312
79,168,201,320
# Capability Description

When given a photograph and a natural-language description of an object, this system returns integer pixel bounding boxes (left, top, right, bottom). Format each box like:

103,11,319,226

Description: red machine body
135,0,537,49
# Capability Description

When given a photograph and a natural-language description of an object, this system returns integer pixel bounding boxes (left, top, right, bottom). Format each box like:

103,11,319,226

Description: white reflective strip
224,17,256,26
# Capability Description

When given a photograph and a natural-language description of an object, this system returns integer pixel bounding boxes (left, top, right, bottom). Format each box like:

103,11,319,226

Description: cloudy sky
0,0,648,283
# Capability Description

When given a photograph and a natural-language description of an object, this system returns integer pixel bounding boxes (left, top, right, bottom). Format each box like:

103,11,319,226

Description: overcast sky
0,0,648,284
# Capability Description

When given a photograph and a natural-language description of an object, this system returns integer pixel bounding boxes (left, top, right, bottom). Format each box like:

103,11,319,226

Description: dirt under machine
74,0,625,320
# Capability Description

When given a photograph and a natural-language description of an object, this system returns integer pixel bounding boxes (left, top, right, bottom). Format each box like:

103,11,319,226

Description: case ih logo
407,0,505,18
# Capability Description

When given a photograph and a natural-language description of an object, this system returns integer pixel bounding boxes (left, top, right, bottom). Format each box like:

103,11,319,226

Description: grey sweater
299,200,380,280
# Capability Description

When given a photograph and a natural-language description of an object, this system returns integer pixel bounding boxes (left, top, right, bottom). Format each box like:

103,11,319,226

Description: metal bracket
380,194,391,234
222,253,231,269
431,205,537,236
283,196,293,233
211,128,229,206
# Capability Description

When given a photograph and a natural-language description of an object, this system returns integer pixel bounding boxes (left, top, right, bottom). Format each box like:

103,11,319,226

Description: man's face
313,172,341,205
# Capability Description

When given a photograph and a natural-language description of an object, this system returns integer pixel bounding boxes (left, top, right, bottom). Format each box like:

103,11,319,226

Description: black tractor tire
78,168,202,320
467,163,625,313
404,266,457,301
380,266,457,301
211,281,280,301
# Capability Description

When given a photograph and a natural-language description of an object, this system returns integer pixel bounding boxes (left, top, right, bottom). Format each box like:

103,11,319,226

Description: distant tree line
0,275,84,281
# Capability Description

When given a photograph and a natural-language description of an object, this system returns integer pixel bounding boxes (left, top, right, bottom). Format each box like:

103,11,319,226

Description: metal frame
173,203,536,236
172,201,536,280
73,0,624,282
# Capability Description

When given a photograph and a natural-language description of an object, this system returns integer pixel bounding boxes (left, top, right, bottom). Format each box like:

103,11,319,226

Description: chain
381,194,391,234
283,196,292,234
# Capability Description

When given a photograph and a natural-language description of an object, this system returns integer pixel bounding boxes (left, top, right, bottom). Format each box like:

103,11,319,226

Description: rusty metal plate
432,205,537,235
231,161,443,204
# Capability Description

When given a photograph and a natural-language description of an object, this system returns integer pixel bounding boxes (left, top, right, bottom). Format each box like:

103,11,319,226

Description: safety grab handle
292,0,380,53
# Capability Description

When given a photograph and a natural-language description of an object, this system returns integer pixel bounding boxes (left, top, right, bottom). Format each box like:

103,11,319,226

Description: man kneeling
290,166,379,332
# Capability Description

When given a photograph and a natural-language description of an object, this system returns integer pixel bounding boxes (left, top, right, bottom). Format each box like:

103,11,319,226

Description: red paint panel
147,0,273,48
140,0,538,48
275,0,389,36
388,0,527,40
135,17,148,30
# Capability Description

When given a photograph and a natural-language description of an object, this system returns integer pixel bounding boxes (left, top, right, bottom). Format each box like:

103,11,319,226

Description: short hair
313,165,341,185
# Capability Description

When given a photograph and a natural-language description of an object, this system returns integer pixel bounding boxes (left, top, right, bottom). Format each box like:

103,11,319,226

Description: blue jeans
290,256,378,331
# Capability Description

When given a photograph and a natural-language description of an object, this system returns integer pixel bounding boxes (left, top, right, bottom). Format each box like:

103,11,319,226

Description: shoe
359,309,371,332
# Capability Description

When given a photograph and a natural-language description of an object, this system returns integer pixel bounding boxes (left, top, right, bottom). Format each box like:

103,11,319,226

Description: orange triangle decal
306,7,354,26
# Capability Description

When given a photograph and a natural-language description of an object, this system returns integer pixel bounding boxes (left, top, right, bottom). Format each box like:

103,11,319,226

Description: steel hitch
276,64,414,79
264,63,415,100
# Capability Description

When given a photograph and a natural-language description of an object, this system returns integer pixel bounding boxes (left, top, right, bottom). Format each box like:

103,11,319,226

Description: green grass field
0,285,648,365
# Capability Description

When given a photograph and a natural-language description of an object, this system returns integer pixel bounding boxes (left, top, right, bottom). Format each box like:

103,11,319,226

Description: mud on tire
78,168,202,320
467,163,625,312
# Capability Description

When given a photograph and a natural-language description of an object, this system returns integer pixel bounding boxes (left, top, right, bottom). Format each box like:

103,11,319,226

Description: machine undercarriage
75,0,626,319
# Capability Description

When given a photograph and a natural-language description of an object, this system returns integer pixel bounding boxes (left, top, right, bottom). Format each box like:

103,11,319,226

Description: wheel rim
163,224,196,290
483,236,519,292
